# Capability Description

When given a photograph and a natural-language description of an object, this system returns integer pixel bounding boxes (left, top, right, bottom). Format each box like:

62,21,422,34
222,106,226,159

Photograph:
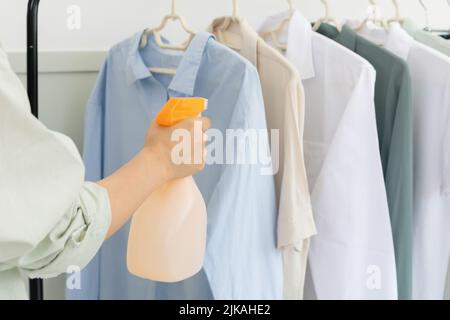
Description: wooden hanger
355,0,389,31
313,0,340,31
259,0,295,51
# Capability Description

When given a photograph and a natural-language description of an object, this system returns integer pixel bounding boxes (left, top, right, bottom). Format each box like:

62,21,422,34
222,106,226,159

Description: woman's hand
144,117,211,181
98,116,211,238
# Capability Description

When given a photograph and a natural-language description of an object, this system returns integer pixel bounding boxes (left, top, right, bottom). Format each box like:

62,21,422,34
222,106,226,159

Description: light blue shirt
67,32,282,300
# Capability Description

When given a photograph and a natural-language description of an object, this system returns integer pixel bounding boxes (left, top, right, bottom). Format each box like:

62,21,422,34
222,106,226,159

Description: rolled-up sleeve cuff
20,182,111,279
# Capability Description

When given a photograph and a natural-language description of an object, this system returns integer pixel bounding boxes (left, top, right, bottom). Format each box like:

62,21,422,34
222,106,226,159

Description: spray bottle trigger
156,97,208,127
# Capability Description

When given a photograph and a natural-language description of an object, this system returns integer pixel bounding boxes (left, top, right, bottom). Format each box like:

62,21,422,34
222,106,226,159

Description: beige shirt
209,17,316,300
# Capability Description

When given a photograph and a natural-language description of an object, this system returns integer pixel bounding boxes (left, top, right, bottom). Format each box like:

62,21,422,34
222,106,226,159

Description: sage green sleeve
18,182,111,279
384,67,414,300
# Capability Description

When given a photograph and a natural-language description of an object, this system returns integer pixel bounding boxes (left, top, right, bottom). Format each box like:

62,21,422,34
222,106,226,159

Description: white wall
1,0,449,51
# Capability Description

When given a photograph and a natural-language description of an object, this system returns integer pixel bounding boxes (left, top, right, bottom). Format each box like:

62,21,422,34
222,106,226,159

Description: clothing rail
27,0,42,301
424,27,450,33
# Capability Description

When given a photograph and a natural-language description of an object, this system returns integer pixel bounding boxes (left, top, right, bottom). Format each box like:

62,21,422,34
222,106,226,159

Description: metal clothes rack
424,27,450,33
27,0,42,300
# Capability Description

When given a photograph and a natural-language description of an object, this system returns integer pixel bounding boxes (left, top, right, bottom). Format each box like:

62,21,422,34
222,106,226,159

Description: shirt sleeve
0,46,111,280
442,98,450,198
279,78,316,300
385,67,414,299
203,66,283,300
306,66,398,300
18,182,111,278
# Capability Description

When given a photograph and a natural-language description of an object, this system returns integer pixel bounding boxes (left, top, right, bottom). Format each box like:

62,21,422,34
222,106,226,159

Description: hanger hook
171,0,176,16
418,0,431,30
391,0,400,19
320,0,330,16
369,0,378,12
287,0,294,11
368,0,378,18
232,0,237,18
418,0,428,11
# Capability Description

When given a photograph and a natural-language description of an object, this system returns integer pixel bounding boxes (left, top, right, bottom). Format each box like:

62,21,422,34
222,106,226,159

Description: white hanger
259,0,296,51
287,0,294,11
387,0,404,25
214,0,242,51
140,0,196,51
313,0,341,31
139,0,196,75
232,0,238,19
419,0,432,31
355,0,389,31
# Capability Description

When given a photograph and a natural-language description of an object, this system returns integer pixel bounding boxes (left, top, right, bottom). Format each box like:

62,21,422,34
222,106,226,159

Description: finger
174,118,196,130
202,117,212,131
150,119,158,127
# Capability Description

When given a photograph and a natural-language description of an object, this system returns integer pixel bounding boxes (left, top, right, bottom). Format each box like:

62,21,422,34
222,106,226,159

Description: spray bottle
127,97,208,282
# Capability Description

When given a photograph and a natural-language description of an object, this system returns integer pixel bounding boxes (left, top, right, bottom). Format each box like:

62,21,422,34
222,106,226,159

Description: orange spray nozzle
156,98,208,127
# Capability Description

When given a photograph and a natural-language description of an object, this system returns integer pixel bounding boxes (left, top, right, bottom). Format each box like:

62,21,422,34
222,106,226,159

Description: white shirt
259,11,398,299
353,22,450,300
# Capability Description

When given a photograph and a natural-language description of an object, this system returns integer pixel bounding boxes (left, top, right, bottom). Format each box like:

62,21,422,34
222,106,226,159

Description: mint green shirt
317,24,414,300
0,183,111,300
0,45,112,300
403,18,450,57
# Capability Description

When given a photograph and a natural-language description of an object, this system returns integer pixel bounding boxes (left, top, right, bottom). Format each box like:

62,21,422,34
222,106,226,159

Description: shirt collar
259,10,315,80
402,18,420,38
208,17,258,66
339,25,358,51
169,32,214,96
240,19,258,66
316,22,341,41
384,23,414,61
125,31,214,96
125,31,152,86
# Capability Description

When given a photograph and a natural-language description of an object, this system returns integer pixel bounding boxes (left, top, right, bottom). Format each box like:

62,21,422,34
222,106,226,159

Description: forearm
97,147,168,238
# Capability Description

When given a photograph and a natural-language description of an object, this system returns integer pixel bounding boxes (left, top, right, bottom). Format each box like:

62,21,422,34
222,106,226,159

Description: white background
1,0,450,51
0,0,449,300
